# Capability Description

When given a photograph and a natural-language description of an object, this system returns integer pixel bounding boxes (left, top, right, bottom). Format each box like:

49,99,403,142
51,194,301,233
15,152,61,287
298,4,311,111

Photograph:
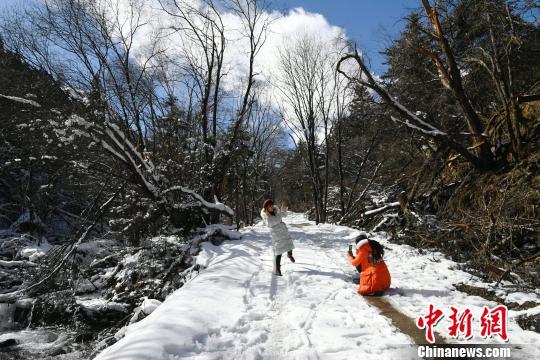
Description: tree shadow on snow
292,268,349,282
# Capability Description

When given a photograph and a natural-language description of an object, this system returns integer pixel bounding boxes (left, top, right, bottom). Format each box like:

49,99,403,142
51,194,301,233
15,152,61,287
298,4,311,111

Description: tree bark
421,0,494,168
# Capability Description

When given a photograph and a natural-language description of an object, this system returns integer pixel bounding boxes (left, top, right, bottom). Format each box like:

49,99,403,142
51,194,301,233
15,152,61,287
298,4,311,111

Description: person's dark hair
262,199,275,216
355,234,385,259
355,233,368,244
368,240,385,259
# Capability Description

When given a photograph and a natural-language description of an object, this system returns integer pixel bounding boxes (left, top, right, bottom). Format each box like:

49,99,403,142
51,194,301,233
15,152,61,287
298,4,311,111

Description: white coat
260,207,295,255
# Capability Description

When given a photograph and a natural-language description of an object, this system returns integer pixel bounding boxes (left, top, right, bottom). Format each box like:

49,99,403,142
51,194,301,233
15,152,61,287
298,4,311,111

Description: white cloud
255,7,347,83
35,0,354,127
107,1,350,106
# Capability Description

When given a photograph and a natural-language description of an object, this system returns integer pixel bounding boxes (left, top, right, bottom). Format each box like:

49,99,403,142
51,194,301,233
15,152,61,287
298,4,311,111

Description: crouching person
347,235,391,295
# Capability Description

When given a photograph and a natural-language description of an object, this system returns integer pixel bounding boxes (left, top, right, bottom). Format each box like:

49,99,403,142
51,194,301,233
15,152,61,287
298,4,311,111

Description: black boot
275,255,282,276
287,251,295,263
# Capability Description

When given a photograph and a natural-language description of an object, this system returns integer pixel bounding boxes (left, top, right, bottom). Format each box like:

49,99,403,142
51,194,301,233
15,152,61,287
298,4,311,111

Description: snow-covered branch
390,116,446,137
0,260,37,268
0,94,41,107
336,51,484,168
164,186,234,216
362,202,401,217
336,52,445,136
13,190,120,300
63,114,235,218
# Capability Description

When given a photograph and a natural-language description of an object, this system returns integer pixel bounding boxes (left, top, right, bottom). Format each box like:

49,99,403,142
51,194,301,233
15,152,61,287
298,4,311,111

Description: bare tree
237,99,285,225
276,35,346,223
209,0,271,203
1,0,233,224
5,0,169,152
333,70,351,217
417,0,494,168
463,1,540,159
337,49,495,170
159,0,226,150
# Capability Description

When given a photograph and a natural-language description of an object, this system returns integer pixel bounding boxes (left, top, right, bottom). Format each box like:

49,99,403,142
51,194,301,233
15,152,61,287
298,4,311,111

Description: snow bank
96,234,264,359
19,238,53,262
141,298,162,315
503,291,539,306
195,242,221,268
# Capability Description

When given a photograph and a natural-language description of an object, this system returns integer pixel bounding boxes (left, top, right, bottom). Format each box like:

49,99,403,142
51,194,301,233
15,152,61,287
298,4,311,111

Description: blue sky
271,0,421,72
1,0,420,73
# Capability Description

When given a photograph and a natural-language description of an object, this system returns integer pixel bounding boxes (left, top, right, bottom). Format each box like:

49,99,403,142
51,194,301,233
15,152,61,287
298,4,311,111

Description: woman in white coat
260,198,295,276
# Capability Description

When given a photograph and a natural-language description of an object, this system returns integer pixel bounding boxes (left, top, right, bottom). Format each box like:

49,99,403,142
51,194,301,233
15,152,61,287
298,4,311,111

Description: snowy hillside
96,213,540,359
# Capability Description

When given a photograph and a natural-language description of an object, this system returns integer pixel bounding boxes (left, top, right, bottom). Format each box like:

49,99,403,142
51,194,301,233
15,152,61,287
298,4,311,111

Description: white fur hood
356,239,370,249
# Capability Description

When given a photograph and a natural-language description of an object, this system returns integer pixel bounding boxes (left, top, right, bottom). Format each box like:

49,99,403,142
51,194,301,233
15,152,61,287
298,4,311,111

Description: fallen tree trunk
0,260,37,268
361,202,401,218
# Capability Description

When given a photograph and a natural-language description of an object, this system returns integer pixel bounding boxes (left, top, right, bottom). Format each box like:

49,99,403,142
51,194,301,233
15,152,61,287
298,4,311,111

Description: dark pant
275,251,293,270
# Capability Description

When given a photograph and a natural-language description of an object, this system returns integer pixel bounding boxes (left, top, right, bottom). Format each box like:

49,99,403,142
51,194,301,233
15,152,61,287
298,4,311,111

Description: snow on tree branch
164,186,234,217
336,52,446,136
390,116,446,137
0,259,37,268
362,202,401,217
62,114,235,217
336,50,484,168
0,94,41,107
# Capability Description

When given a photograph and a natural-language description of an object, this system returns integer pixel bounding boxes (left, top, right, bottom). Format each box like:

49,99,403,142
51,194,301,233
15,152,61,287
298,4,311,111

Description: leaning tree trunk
421,0,494,169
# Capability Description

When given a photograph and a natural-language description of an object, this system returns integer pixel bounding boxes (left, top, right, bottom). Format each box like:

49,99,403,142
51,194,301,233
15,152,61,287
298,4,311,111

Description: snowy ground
95,213,540,360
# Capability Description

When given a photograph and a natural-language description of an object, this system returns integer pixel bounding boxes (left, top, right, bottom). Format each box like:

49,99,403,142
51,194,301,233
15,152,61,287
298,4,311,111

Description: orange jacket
348,239,391,295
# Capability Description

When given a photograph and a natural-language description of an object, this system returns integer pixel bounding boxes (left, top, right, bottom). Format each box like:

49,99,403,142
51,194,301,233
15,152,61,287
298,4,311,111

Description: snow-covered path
96,213,539,360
